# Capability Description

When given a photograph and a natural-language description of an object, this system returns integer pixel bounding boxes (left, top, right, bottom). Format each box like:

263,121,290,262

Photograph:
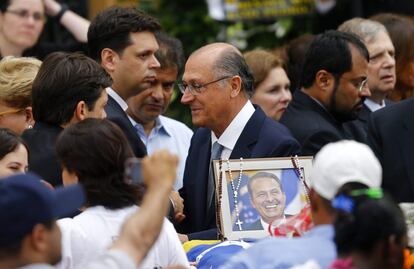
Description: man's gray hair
213,48,254,98
338,18,389,44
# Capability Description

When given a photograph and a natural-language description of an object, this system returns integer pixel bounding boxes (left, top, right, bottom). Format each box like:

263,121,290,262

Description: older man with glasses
280,30,371,156
175,42,300,242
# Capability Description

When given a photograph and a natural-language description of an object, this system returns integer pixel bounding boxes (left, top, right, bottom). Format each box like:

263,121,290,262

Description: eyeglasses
0,108,24,117
178,76,232,96
341,76,368,93
5,9,46,22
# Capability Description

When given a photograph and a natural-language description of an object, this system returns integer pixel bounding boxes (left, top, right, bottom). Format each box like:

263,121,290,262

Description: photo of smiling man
246,172,286,231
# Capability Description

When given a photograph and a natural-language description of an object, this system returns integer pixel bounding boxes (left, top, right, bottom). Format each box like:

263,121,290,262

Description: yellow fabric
183,240,220,252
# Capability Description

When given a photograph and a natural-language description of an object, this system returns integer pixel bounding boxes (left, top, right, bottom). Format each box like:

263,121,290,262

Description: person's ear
315,70,334,91
25,106,34,128
100,48,119,74
230,75,242,98
28,223,49,252
74,101,88,122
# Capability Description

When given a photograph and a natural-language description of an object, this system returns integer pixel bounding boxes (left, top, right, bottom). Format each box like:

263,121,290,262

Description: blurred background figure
280,34,315,94
244,49,291,121
0,0,89,59
0,56,41,135
0,128,28,178
330,187,407,269
371,13,414,101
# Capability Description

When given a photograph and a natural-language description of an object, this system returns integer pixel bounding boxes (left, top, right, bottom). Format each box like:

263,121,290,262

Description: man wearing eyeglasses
280,30,371,156
339,18,396,143
175,42,300,241
126,32,193,191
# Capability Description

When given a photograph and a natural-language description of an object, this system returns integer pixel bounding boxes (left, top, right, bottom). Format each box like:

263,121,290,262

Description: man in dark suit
338,18,396,143
22,52,111,186
367,97,414,202
280,30,371,156
175,43,300,241
87,7,161,157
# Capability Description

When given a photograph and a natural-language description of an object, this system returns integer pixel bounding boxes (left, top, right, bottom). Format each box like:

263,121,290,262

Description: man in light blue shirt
220,140,382,269
127,32,192,190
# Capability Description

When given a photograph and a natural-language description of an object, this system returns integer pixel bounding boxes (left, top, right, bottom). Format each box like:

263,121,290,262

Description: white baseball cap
309,140,382,200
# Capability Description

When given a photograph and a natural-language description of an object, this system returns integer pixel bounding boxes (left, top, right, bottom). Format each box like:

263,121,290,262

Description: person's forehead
9,0,44,10
183,55,215,82
252,176,281,189
157,67,178,80
127,31,159,51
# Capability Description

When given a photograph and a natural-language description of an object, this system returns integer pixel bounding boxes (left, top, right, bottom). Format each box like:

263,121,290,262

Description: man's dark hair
247,171,283,196
155,31,185,76
31,52,112,125
300,30,369,89
214,48,254,97
56,119,144,209
87,6,161,61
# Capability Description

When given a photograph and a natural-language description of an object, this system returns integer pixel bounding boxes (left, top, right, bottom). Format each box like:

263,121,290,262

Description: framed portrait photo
213,156,312,240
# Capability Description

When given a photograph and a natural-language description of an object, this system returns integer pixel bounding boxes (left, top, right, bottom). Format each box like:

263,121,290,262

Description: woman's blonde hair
0,56,41,108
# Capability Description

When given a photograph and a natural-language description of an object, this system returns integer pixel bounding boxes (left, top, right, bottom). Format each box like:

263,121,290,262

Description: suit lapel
358,104,371,124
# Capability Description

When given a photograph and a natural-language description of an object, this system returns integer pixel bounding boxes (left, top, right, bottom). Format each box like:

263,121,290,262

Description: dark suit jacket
280,90,350,156
22,122,63,186
344,99,394,143
245,219,264,231
367,97,414,202
177,107,300,240
105,96,146,158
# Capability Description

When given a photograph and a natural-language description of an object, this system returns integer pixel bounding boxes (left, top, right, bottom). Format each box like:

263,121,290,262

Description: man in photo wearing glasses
280,30,371,156
175,42,300,241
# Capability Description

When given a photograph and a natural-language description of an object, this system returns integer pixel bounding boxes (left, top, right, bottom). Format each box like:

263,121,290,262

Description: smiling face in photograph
249,174,286,224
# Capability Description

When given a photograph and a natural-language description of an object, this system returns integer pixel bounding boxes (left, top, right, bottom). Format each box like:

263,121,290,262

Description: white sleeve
162,219,190,268
83,250,136,269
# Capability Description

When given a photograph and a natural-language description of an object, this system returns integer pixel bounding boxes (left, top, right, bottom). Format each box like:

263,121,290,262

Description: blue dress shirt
132,115,193,190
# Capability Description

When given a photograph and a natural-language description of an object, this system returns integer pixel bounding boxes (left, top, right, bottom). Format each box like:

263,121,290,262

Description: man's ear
28,223,49,252
100,48,118,74
315,70,334,91
74,101,88,122
230,75,242,98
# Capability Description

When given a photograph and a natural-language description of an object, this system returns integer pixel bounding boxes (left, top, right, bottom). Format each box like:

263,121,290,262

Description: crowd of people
0,0,414,268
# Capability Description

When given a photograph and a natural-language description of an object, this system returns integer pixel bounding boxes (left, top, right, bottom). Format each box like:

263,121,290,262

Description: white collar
106,87,128,112
211,100,255,151
364,98,385,112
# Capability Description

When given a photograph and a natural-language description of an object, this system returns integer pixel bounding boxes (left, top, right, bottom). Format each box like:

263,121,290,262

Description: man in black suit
367,97,414,202
87,7,161,157
175,43,300,241
338,18,396,143
22,52,111,186
280,30,371,156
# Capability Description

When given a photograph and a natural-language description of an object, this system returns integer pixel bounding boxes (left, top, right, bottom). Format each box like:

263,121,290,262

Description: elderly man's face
180,51,232,134
366,31,396,96
250,176,286,224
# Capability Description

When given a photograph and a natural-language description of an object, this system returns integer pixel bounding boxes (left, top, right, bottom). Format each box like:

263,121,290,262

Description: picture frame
213,156,313,241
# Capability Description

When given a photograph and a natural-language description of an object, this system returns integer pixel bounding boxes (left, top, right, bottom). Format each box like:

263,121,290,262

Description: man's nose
180,89,194,104
149,55,161,69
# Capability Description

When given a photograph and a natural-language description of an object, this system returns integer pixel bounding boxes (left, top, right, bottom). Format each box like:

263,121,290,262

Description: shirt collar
106,87,128,112
129,115,171,137
211,100,255,151
364,98,385,112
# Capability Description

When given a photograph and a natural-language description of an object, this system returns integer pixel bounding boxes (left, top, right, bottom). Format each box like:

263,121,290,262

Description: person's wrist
54,3,69,21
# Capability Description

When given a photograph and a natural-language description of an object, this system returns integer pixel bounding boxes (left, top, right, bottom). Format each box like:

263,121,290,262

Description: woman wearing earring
0,56,41,135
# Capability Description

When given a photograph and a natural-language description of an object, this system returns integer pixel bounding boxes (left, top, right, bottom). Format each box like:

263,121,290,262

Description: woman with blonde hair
244,49,292,121
0,56,41,134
